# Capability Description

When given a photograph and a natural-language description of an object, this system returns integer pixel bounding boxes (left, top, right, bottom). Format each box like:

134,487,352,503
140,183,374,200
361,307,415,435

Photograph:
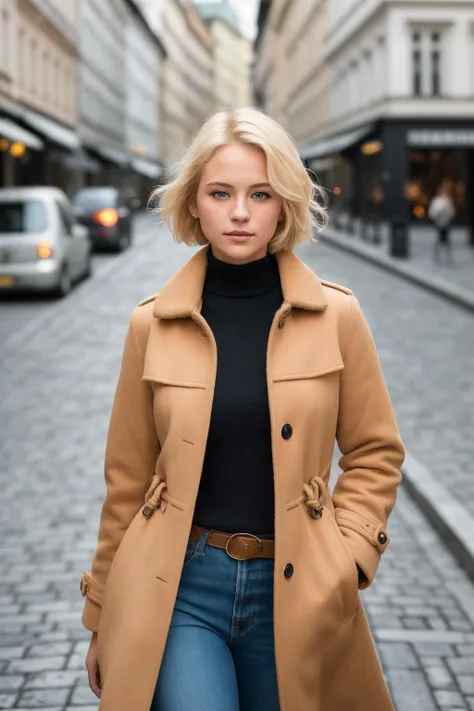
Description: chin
212,238,268,264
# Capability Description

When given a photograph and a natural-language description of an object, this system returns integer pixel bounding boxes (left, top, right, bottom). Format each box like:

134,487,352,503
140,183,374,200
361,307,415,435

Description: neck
204,246,280,298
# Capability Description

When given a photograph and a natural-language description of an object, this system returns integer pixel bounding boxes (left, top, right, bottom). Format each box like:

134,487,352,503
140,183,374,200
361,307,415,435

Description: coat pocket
289,488,359,623
324,509,360,621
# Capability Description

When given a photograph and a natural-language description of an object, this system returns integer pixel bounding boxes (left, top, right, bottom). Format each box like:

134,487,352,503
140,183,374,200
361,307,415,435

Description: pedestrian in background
81,107,405,711
428,184,455,264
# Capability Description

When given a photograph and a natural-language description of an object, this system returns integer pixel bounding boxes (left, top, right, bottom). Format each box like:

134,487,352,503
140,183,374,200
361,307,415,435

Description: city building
124,0,166,203
0,0,80,191
254,0,329,148
194,0,253,112
255,0,474,232
139,0,214,166
77,0,129,187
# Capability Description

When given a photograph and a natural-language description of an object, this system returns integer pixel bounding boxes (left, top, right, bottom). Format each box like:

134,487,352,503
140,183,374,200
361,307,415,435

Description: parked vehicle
0,186,92,298
72,187,133,252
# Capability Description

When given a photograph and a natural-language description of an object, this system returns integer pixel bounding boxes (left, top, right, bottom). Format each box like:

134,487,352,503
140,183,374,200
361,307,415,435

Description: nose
230,196,250,222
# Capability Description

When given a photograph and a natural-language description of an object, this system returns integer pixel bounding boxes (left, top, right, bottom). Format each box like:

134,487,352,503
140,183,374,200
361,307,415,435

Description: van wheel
83,253,93,279
116,234,130,252
54,265,72,298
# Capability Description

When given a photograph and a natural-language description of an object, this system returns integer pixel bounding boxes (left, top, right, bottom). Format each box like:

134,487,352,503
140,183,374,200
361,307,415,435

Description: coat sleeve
80,309,160,632
333,295,405,590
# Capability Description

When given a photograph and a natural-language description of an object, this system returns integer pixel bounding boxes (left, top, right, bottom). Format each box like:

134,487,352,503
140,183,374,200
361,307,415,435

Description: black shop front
302,118,474,244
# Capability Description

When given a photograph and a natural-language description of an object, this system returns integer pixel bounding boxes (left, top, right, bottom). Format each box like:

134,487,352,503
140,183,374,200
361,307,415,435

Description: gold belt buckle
225,533,264,561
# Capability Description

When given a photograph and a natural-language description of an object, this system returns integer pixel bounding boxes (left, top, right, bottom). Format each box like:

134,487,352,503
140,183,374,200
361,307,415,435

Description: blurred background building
2,0,474,240
0,0,249,195
254,0,474,239
194,0,253,112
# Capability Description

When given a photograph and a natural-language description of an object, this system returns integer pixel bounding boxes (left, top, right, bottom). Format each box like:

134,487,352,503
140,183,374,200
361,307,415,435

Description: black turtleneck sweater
193,248,283,535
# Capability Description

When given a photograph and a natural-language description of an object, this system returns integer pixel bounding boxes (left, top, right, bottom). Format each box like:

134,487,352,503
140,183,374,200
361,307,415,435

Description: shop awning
61,147,101,173
131,157,164,179
22,109,80,150
95,145,128,167
300,122,376,161
0,117,44,150
308,157,338,173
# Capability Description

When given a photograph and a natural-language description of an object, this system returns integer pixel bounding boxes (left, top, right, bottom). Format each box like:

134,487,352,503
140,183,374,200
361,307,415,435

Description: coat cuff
80,571,105,632
335,508,389,590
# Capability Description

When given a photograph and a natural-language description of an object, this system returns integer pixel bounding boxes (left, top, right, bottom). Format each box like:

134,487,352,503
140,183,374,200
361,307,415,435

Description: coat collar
153,245,328,319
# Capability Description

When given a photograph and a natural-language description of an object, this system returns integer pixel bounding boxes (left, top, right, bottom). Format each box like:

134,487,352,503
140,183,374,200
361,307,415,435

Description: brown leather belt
189,525,275,560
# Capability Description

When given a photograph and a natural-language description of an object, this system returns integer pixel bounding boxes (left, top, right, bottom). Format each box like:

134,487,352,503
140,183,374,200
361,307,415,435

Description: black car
72,187,133,252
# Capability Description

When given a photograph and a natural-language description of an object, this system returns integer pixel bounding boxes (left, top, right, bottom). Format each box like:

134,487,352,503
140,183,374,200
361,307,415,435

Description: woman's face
191,142,283,265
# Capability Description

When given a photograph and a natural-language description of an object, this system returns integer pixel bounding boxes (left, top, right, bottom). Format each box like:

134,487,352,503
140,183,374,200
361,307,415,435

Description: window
43,51,49,99
431,32,441,96
411,29,444,97
31,39,37,93
0,201,48,234
412,33,422,96
18,29,25,87
2,10,12,75
56,200,74,234
54,59,60,106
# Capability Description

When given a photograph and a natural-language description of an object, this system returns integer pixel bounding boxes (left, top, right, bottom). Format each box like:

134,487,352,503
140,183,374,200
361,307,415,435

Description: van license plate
0,276,14,287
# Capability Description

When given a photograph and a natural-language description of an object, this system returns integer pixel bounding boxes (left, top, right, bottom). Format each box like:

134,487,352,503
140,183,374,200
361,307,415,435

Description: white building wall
325,0,474,133
78,0,127,153
125,6,161,163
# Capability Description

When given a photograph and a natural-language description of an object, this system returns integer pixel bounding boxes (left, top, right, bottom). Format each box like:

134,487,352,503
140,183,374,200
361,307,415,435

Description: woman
428,184,455,264
81,108,405,711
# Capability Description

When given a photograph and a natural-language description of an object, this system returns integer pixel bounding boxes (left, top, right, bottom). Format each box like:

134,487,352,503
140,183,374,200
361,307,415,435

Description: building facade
77,0,129,187
194,0,253,112
256,0,474,232
254,0,329,147
0,0,80,190
146,0,213,166
124,0,166,203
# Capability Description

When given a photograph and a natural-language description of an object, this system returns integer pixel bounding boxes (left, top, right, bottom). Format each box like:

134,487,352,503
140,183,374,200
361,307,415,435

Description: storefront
301,119,474,241
0,115,44,188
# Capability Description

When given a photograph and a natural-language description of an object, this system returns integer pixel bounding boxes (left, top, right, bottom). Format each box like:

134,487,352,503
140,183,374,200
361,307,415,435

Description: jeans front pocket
183,538,199,567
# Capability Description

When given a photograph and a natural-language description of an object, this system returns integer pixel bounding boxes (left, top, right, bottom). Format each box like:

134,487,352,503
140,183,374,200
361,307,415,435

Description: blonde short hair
149,107,328,252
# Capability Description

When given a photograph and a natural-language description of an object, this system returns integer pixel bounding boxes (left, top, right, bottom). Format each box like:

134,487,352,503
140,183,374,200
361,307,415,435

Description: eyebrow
205,181,272,189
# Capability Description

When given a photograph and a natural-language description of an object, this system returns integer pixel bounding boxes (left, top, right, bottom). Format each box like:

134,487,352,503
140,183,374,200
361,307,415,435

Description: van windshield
73,189,118,211
0,200,48,234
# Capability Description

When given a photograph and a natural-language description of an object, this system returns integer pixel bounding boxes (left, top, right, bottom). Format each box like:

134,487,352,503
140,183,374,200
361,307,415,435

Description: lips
225,232,253,236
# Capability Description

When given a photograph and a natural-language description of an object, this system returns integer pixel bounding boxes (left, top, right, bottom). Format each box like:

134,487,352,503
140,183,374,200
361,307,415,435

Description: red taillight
93,208,119,227
37,242,53,259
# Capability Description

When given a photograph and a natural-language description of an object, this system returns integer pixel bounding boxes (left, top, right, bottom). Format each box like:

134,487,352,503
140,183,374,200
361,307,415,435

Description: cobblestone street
0,215,473,710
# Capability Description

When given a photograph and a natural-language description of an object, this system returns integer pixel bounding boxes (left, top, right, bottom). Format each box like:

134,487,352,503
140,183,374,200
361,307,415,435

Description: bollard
389,218,410,258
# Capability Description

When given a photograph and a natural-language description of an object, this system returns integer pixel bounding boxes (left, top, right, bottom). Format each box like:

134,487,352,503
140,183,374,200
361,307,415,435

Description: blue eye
253,192,271,200
211,190,229,199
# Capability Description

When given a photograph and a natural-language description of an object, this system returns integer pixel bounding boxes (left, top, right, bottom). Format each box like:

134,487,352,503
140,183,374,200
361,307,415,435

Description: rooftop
193,0,242,36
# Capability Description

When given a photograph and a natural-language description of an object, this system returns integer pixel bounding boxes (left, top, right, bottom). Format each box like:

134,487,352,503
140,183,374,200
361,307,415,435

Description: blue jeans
151,528,280,711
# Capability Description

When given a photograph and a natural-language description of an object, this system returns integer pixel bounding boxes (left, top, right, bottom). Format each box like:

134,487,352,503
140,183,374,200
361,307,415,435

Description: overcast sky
229,0,259,39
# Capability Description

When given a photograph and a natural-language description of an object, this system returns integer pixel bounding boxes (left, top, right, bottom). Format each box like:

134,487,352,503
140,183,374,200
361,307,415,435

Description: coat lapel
152,245,328,320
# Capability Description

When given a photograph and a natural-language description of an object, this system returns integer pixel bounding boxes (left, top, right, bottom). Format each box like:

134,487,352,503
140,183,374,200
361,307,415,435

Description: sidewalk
316,222,474,584
322,221,474,312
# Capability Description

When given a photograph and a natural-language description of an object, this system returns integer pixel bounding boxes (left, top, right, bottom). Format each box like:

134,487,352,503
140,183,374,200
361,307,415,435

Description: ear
189,202,198,219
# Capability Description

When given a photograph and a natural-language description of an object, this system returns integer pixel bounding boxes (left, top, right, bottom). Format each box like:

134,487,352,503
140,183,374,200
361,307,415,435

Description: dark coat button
378,532,387,545
284,563,294,579
281,424,293,439
278,319,285,329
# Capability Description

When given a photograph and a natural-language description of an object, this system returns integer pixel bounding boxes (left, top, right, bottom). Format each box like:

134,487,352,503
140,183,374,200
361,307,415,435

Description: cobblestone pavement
0,213,147,350
0,218,473,710
332,218,474,295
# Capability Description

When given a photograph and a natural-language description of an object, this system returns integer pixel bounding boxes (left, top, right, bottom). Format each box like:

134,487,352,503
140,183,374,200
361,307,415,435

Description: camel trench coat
80,245,405,711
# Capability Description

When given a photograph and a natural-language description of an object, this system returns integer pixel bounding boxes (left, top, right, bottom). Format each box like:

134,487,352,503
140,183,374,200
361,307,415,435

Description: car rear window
0,200,48,234
73,189,118,211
